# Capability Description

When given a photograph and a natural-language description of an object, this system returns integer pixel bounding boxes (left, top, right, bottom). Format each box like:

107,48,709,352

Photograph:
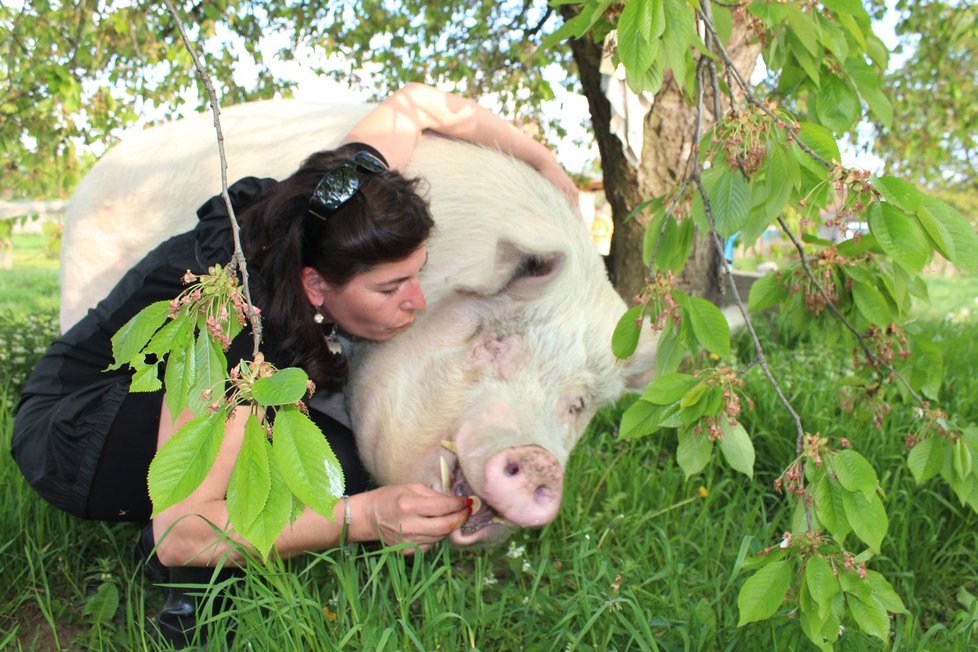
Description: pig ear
453,239,565,300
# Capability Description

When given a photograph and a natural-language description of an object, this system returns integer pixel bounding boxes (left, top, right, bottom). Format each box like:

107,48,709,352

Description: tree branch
161,0,263,356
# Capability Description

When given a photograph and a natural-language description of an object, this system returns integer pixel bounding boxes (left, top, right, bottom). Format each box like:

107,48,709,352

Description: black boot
138,525,241,649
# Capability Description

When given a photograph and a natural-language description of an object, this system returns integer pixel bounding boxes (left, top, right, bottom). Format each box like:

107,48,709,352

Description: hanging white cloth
599,31,655,168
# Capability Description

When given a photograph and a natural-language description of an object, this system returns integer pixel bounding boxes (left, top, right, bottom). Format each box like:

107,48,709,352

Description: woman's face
319,245,428,341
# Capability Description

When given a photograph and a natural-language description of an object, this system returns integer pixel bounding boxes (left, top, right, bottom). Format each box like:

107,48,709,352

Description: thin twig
696,11,833,169
161,0,262,356
684,21,807,454
697,7,928,410
775,216,926,404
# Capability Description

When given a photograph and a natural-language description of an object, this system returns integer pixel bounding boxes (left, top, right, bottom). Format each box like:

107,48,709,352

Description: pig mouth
437,443,504,536
449,461,502,535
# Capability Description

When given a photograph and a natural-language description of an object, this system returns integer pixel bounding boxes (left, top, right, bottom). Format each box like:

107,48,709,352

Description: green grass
2,257,978,649
0,232,60,316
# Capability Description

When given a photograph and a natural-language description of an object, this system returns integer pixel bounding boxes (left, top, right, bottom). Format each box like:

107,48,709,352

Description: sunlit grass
2,260,977,649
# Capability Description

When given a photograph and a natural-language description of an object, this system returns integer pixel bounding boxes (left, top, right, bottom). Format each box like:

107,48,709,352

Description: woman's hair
240,145,434,389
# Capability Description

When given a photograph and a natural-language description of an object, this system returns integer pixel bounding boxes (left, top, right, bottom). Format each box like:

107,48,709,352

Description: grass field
1,236,977,650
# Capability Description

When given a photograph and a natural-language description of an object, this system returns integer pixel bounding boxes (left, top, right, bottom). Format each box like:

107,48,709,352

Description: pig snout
482,445,563,527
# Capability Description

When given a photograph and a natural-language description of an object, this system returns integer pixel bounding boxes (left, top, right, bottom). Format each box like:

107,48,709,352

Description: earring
314,305,342,356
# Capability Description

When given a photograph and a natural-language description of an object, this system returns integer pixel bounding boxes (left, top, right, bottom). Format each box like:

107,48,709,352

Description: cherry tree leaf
738,560,792,626
148,411,227,514
272,406,344,518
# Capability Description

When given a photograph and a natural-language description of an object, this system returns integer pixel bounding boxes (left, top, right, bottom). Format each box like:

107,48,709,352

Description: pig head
59,99,657,546
350,137,656,545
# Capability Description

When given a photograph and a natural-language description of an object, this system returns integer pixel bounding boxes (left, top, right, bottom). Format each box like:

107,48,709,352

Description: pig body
61,99,656,545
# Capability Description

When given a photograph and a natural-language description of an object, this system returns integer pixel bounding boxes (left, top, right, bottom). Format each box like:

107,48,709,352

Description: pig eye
569,397,586,415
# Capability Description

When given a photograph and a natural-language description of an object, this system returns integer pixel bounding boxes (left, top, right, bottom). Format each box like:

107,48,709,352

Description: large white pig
61,99,656,546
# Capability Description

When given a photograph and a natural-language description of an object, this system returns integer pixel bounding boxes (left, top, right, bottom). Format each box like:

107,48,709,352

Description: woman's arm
341,82,580,209
152,402,470,567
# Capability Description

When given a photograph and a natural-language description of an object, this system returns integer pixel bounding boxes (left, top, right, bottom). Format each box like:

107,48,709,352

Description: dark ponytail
240,146,434,389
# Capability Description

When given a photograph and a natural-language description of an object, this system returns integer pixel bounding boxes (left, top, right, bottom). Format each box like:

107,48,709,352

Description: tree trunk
562,7,761,305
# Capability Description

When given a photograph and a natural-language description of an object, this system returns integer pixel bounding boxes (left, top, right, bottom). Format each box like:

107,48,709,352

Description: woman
12,83,577,642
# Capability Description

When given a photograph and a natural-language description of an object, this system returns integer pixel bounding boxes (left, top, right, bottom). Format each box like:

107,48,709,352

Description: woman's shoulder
193,176,279,262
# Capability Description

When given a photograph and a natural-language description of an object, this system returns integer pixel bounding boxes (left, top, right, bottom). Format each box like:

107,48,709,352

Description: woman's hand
351,484,471,553
341,82,581,216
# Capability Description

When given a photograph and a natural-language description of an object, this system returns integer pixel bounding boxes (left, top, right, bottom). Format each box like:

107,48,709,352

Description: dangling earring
314,305,342,356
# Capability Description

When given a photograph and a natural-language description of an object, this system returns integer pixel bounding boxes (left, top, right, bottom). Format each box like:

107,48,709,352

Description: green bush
0,309,59,409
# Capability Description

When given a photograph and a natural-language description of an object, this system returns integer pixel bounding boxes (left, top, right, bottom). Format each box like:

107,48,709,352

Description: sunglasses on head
308,150,388,220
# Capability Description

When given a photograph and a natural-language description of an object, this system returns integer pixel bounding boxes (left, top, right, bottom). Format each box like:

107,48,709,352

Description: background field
1,231,977,650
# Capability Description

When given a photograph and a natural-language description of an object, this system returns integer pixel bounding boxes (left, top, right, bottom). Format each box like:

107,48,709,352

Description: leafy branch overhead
565,0,977,646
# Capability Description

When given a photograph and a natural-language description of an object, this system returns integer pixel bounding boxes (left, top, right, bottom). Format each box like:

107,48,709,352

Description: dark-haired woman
11,82,579,644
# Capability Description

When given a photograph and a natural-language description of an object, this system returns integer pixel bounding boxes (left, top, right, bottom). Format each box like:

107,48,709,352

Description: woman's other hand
351,484,471,553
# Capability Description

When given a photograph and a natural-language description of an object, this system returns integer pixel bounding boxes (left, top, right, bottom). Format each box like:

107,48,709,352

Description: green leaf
919,196,978,273
655,320,686,375
953,438,974,481
658,217,695,273
915,204,955,262
852,281,892,327
866,570,907,614
785,4,819,56
144,315,193,358
797,122,841,164
872,176,923,213
718,420,754,479
845,58,893,127
129,359,162,393
907,436,947,484
227,415,272,533
703,162,751,238
805,556,840,620
712,3,733,45
83,582,120,624
847,593,890,641
540,9,597,48
814,76,861,133
188,331,227,415
737,560,792,626
252,367,310,407
149,411,227,514
867,202,931,276
747,271,788,312
163,345,195,422
241,451,293,558
832,449,878,500
814,475,851,543
618,0,658,74
790,35,821,85
841,490,888,552
681,386,721,427
642,202,668,268
681,295,731,358
677,427,713,479
272,407,344,518
620,398,672,439
107,300,170,370
662,0,694,88
642,373,697,405
612,305,644,359
226,414,291,558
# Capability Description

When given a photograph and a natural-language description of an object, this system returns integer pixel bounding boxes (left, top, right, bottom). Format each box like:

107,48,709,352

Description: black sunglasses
308,150,388,220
